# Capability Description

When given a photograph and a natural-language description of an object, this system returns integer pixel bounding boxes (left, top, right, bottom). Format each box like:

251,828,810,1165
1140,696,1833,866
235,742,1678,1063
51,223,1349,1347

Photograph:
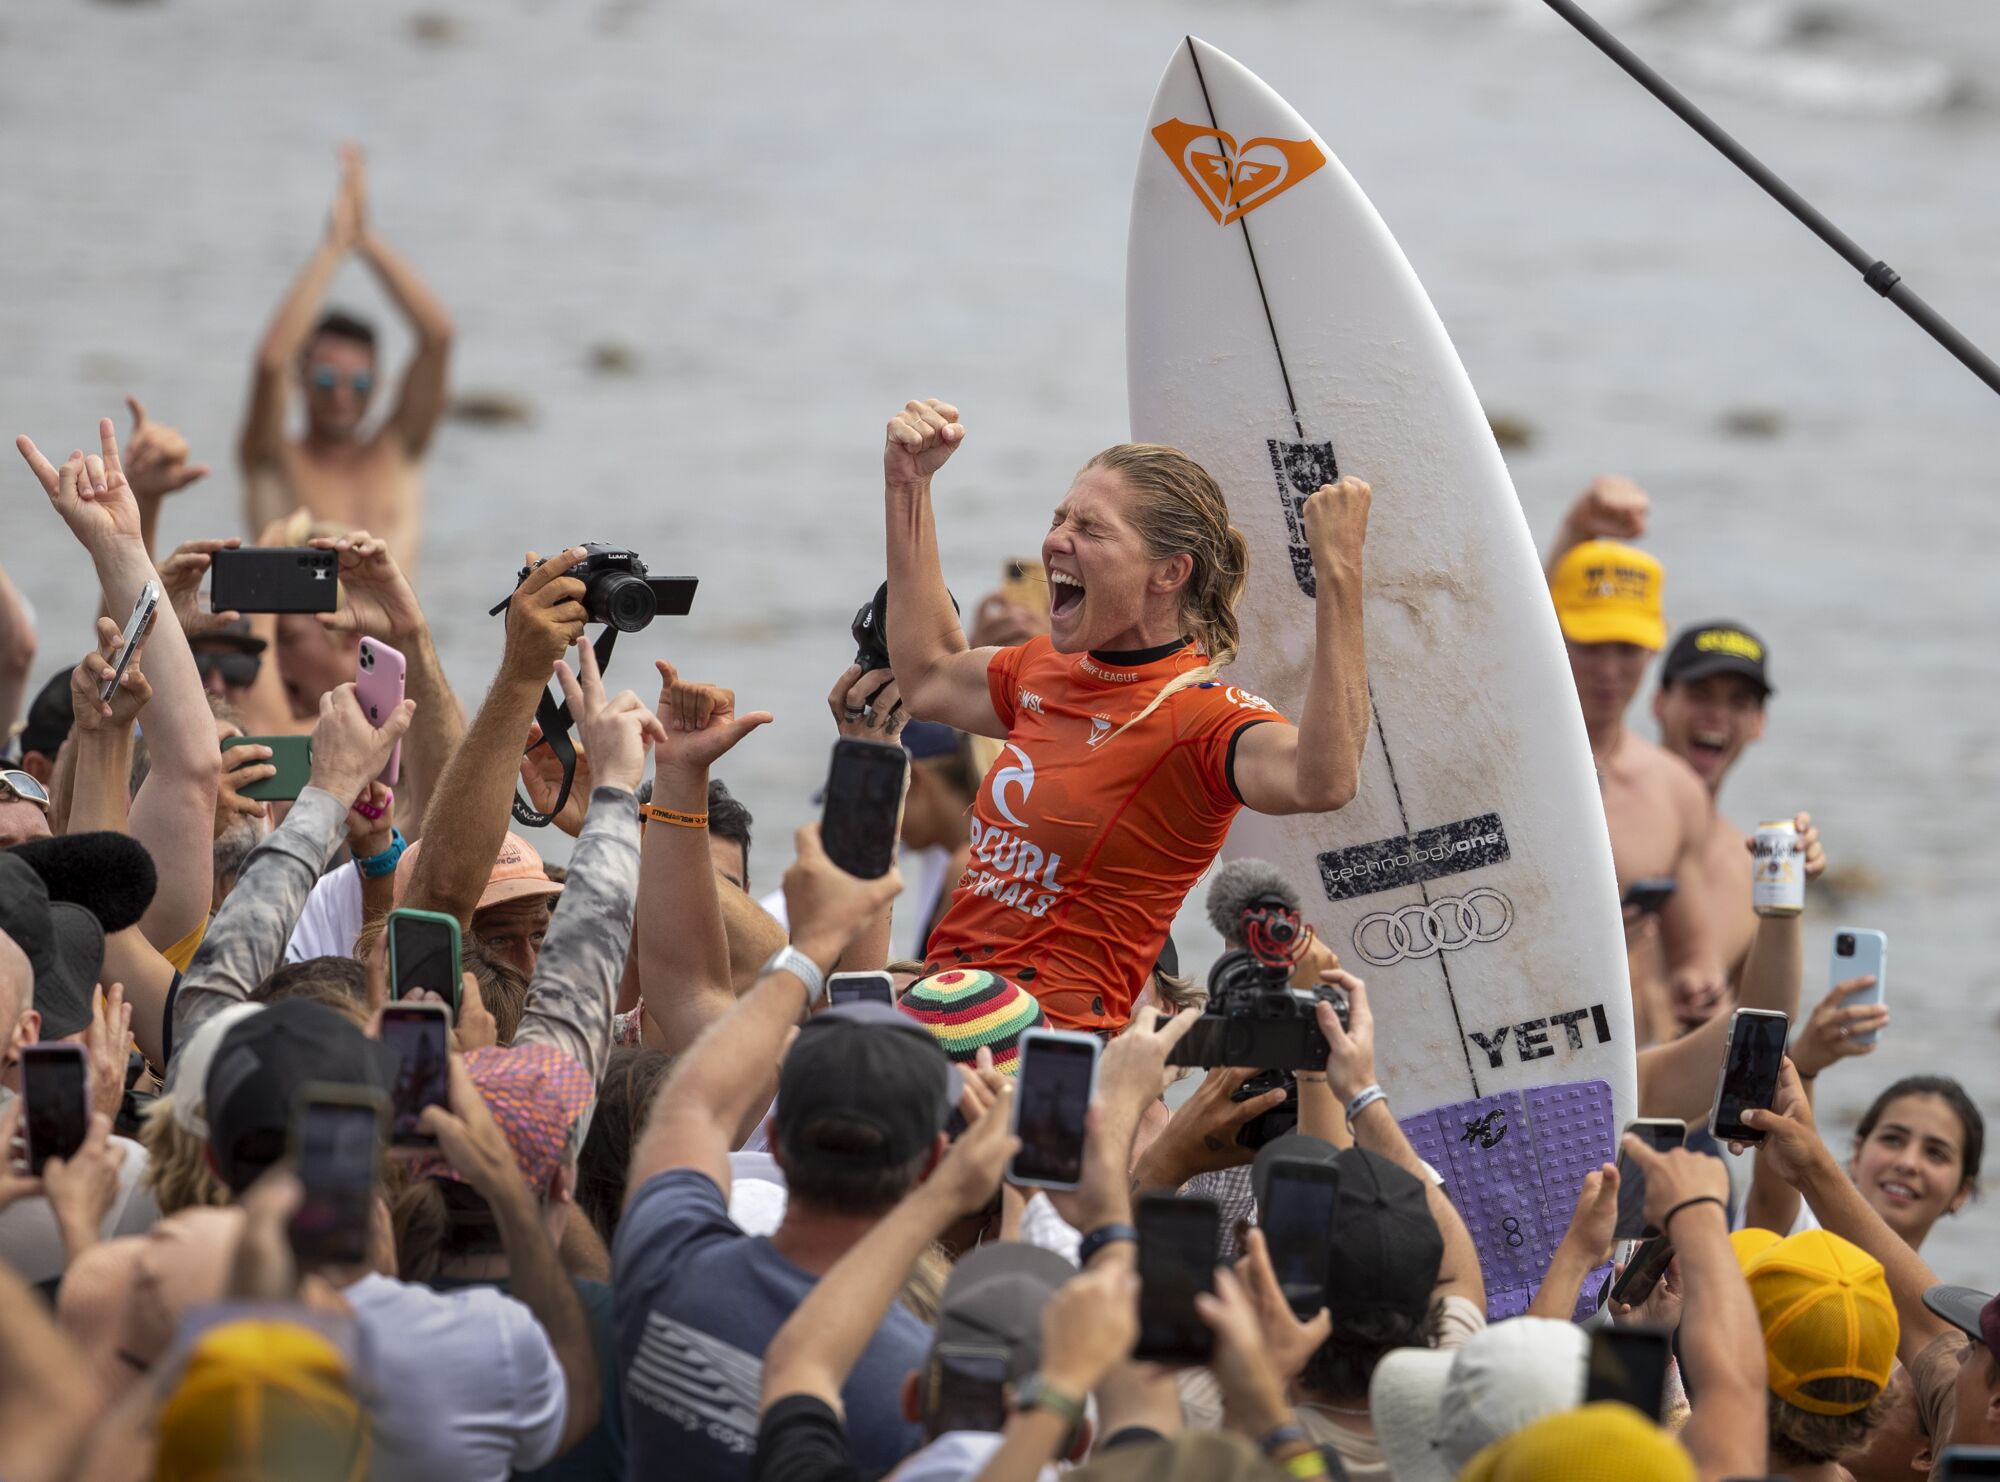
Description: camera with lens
850,581,961,676
494,544,697,633
1168,947,1349,1074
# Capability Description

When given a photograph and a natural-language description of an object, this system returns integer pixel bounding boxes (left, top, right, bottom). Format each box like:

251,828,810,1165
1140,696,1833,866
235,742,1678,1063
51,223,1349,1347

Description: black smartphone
388,908,463,1014
289,1087,385,1268
1610,1234,1675,1308
1937,1447,2000,1478
20,1044,90,1176
1260,1160,1341,1319
380,1003,451,1146
1006,1030,1100,1191
928,1344,1010,1435
1709,1008,1790,1143
820,738,908,880
1621,877,1676,916
1616,1118,1687,1241
1585,1326,1674,1422
828,971,896,1007
209,547,339,614
1135,1194,1220,1365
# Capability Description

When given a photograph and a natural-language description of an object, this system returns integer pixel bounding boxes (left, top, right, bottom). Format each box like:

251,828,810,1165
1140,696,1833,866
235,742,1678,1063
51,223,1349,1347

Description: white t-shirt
285,865,364,962
345,1272,567,1480
0,1128,158,1284
889,1431,1058,1482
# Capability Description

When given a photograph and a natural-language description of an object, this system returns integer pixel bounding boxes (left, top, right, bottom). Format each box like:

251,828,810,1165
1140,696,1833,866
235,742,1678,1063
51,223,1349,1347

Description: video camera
1169,876,1347,1074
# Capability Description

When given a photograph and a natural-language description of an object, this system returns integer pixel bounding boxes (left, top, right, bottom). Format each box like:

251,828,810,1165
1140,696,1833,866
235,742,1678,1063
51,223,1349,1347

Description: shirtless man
1653,620,1775,1018
1546,477,1719,1047
238,143,452,574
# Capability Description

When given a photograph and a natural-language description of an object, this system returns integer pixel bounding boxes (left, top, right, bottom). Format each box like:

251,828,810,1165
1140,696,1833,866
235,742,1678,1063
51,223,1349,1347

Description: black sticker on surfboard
1265,439,1338,598
1316,812,1511,903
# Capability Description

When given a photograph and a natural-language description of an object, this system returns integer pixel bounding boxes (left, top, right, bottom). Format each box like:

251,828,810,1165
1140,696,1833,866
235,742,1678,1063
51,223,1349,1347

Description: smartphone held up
1710,1007,1789,1144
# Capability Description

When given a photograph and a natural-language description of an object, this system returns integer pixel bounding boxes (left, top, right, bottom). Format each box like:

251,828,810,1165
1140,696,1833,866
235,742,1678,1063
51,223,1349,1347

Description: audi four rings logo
1351,889,1514,967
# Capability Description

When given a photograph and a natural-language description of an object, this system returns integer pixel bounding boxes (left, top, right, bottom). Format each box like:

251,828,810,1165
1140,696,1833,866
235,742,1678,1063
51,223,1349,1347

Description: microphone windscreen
1204,858,1300,948
8,830,159,933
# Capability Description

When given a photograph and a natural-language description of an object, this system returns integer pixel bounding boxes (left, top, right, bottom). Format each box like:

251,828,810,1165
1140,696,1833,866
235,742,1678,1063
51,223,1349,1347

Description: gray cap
929,1241,1077,1383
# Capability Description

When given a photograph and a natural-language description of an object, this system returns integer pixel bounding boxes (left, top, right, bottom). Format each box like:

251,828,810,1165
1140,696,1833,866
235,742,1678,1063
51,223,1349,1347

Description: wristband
760,945,826,1005
354,827,407,879
1661,1195,1727,1232
1077,1222,1137,1267
642,803,708,830
1259,1422,1310,1457
1283,1451,1330,1480
1013,1373,1086,1431
1345,1084,1387,1123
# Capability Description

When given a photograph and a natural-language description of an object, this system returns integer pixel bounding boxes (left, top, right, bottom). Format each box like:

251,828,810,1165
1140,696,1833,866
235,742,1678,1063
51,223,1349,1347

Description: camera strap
511,625,622,829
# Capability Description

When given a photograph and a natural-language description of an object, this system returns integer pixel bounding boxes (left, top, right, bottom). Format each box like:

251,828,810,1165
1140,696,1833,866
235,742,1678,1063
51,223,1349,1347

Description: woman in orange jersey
880,398,1372,1032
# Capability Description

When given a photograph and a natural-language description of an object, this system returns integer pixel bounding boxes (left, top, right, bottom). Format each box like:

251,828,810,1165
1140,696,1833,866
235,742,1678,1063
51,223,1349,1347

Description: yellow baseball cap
1550,540,1666,650
1458,1401,1696,1481
155,1319,369,1482
1734,1228,1899,1414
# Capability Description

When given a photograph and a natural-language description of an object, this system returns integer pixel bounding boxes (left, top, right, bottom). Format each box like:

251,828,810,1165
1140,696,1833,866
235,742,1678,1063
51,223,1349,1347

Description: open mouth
1687,730,1729,765
1878,1180,1920,1205
1050,570,1085,620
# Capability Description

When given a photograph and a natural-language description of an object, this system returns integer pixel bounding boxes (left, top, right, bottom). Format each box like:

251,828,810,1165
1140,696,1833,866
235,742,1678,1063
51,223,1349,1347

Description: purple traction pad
1398,1079,1616,1323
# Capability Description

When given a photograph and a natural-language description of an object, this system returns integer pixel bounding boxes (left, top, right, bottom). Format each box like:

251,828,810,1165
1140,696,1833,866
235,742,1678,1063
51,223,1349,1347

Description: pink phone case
356,638,407,786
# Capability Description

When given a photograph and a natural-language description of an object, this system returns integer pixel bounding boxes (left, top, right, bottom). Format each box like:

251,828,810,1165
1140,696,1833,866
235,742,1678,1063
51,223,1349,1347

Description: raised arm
1234,477,1371,815
626,824,900,1202
510,641,663,1082
0,560,36,739
1543,475,1650,582
635,663,772,1056
405,546,586,925
172,683,411,1059
308,531,462,840
363,246,453,460
1622,1136,1769,1481
882,400,1007,738
122,397,210,561
1528,1163,1620,1319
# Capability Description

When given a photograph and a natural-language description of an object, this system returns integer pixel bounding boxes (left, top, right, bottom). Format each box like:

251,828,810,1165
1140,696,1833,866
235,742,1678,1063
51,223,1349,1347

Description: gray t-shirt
613,1167,928,1480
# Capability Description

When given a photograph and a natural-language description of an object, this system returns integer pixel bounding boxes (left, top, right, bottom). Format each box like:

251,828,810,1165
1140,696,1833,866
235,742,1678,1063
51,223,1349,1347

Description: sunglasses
194,650,262,689
0,769,50,812
309,367,375,394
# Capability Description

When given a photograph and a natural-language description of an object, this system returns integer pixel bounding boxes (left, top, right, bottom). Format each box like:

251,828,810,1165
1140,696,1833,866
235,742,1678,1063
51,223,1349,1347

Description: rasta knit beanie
898,969,1047,1075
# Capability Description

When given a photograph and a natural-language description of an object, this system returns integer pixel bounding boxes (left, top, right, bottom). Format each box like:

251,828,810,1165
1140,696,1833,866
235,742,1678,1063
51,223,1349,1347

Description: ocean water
2,0,1995,1283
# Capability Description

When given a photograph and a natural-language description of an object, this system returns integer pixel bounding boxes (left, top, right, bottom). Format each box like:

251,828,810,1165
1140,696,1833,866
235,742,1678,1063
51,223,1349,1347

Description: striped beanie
898,969,1046,1075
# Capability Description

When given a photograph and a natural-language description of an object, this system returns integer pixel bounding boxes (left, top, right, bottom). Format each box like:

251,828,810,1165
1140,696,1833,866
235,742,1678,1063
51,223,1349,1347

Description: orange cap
1550,539,1666,650
393,832,563,913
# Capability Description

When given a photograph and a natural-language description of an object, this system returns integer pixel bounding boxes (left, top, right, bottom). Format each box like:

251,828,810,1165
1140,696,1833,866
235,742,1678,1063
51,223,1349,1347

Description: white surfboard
1128,37,1635,1318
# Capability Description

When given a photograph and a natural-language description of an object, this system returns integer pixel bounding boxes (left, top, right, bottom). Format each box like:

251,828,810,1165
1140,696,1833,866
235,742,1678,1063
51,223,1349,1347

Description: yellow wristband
1284,1451,1329,1480
642,804,709,830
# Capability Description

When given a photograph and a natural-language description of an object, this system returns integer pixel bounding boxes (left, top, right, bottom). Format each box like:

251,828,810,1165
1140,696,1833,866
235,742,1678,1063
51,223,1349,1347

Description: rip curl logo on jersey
991,744,1036,828
1152,119,1326,226
1316,812,1511,903
1266,439,1339,598
1352,889,1514,967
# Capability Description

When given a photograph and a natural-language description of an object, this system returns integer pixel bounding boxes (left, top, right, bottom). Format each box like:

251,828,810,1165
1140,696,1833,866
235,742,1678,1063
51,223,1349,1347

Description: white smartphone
101,580,161,703
828,971,895,1007
1006,1029,1101,1190
1830,929,1888,1047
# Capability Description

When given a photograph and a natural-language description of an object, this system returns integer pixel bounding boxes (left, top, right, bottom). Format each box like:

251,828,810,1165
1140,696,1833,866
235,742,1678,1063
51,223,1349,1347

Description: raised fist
884,399,964,488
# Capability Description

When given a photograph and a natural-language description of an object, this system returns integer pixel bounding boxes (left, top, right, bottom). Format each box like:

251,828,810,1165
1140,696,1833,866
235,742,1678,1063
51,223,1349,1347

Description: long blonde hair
1083,444,1250,741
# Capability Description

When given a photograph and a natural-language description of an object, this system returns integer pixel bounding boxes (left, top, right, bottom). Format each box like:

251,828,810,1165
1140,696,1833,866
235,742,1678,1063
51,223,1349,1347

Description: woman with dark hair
881,399,1372,1031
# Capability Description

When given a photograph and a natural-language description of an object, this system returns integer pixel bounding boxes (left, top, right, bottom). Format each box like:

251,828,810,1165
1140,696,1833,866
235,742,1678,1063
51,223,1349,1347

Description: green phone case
388,908,464,1016
223,735,312,802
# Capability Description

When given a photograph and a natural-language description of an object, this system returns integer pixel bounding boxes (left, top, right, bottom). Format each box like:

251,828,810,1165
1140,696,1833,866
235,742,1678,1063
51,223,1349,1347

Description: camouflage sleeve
169,786,348,1067
514,785,640,1082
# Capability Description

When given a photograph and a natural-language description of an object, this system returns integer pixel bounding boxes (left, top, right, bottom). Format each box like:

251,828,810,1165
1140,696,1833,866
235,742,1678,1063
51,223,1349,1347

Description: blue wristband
355,827,407,879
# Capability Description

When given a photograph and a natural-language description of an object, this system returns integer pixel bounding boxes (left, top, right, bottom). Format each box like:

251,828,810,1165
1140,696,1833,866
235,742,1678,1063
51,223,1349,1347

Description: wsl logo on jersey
965,745,1066,917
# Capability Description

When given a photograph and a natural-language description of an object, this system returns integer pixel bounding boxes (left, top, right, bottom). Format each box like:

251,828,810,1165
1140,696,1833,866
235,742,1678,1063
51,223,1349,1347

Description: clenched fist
1569,475,1650,543
884,399,964,488
1302,476,1371,578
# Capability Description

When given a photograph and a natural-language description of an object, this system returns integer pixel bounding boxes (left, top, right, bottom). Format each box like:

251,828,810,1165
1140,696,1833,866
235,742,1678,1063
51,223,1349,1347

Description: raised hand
501,546,588,683
41,1111,129,1259
71,615,153,732
884,398,964,487
1789,975,1887,1079
219,741,277,822
1302,476,1371,578
1040,1263,1141,1397
1743,810,1827,881
346,781,395,859
1233,1228,1333,1386
519,722,593,838
312,530,422,643
82,982,135,1129
327,141,367,250
1621,1127,1734,1231
17,417,146,555
656,660,773,772
557,636,668,796
419,1053,530,1202
1315,968,1377,1104
1560,1162,1621,1266
308,681,415,808
1570,475,1651,542
159,537,244,636
827,663,905,742
123,396,210,502
929,1082,1019,1216
782,823,903,972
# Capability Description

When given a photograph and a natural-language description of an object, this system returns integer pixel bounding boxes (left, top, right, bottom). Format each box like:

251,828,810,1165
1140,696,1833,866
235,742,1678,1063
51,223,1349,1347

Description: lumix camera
850,581,961,676
492,544,696,633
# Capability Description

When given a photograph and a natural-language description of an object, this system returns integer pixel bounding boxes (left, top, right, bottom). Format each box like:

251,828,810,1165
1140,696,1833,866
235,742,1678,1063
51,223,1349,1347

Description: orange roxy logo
1152,118,1325,225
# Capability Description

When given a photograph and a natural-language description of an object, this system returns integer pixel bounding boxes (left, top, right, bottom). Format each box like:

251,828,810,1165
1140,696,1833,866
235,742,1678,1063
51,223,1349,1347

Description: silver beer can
1751,819,1805,917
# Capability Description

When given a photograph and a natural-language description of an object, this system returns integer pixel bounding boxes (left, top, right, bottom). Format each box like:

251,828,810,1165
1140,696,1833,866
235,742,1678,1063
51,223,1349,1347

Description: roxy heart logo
1152,118,1325,225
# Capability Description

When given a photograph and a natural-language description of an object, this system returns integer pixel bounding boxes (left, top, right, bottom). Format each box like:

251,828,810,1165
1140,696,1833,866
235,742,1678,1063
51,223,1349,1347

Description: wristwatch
1012,1373,1086,1431
760,945,827,1006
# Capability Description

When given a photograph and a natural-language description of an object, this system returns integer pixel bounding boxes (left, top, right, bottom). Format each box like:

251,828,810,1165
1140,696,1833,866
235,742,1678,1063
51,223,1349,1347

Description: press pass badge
1751,819,1805,917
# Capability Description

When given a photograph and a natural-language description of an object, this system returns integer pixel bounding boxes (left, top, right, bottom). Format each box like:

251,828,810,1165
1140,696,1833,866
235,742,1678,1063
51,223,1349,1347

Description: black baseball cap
0,850,106,1039
1661,620,1774,698
204,999,398,1192
931,1241,1077,1383
776,1001,953,1167
17,670,73,761
187,616,268,656
1923,1284,2000,1363
1324,1147,1445,1321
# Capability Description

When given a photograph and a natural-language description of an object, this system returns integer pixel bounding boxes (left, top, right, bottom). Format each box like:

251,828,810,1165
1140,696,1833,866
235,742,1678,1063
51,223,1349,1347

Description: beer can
1751,819,1805,917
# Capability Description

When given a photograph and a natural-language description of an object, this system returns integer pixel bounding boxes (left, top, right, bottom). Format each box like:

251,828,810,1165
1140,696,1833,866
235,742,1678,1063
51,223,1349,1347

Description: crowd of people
0,147,1992,1482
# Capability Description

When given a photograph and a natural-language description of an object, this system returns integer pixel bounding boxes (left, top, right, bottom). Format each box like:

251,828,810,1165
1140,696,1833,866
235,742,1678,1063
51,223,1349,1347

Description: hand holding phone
19,1044,90,1176
356,638,407,786
380,1003,451,1145
1828,929,1888,1048
1615,1118,1687,1241
1585,1326,1674,1422
100,580,161,705
289,1087,385,1268
389,908,463,1015
210,547,339,614
1006,1030,1100,1190
1258,1159,1340,1318
1135,1194,1220,1365
820,738,908,880
224,735,311,802
1710,1008,1790,1143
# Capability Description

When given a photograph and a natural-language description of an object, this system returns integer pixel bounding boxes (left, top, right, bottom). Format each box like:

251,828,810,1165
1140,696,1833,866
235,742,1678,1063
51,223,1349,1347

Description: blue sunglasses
310,367,375,393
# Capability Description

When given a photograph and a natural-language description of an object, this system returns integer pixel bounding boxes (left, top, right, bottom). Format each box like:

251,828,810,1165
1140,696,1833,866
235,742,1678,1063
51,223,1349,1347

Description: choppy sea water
2,0,1995,1282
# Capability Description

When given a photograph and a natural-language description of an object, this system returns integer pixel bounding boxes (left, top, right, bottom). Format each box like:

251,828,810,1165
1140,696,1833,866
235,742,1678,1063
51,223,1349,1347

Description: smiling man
1653,621,1775,1004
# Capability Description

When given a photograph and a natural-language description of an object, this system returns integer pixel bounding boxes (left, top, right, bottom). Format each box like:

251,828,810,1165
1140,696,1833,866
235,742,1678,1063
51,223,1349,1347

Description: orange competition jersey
922,635,1287,1031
